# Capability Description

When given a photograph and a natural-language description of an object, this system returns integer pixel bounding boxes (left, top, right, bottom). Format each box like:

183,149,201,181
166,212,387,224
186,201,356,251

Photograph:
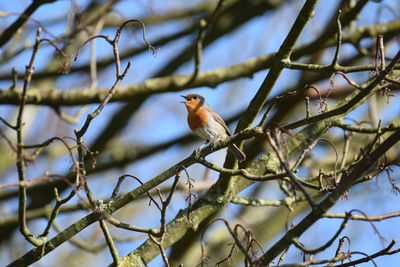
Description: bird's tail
228,144,246,162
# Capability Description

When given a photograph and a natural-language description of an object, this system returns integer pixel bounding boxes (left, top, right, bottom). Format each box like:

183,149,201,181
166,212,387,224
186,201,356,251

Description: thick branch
1,20,399,106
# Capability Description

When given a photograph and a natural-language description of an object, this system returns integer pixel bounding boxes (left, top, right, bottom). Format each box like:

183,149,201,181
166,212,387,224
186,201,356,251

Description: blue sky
0,0,399,266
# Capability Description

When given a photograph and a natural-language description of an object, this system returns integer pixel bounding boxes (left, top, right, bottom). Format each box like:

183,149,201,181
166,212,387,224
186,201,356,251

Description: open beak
180,95,188,103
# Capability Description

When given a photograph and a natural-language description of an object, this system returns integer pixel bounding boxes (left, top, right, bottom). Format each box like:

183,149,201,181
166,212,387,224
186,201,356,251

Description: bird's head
181,94,205,112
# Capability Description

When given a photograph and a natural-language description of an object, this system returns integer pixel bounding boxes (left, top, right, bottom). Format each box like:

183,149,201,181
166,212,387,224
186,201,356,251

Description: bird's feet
193,147,201,158
193,142,207,158
193,141,213,158
208,140,219,150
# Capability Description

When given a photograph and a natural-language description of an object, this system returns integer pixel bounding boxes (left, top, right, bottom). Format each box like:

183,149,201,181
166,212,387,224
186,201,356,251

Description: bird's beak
180,95,188,103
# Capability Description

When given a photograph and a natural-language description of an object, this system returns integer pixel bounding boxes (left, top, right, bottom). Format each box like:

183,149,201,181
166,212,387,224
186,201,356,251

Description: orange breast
187,108,208,131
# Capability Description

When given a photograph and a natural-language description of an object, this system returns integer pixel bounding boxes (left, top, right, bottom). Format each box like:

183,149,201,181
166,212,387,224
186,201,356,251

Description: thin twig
323,211,400,221
197,156,284,181
331,10,342,67
99,220,120,265
39,188,77,238
106,216,159,235
332,240,397,267
200,218,255,266
292,213,350,254
185,0,226,85
149,235,170,267
0,116,16,129
266,131,317,210
15,28,45,247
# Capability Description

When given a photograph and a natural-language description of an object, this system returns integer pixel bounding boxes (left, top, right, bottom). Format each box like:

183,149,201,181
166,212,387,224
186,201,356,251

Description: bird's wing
209,109,232,136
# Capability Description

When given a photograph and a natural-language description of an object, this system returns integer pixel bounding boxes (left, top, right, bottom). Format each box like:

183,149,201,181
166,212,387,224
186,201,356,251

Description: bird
181,93,246,162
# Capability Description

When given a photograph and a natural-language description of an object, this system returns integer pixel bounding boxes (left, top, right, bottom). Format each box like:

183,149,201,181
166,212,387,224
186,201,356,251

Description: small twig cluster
200,218,264,267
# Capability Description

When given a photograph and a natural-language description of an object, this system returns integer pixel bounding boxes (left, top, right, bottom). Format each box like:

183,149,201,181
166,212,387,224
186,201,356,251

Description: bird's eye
193,96,198,100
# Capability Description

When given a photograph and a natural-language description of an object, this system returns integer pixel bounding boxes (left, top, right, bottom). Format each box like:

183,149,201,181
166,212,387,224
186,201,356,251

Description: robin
181,93,246,162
